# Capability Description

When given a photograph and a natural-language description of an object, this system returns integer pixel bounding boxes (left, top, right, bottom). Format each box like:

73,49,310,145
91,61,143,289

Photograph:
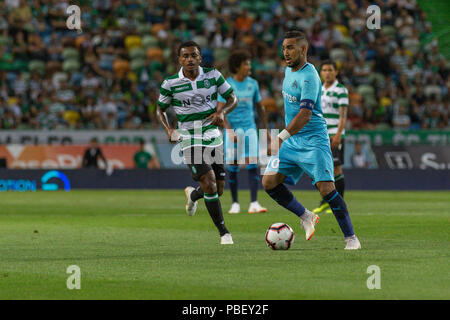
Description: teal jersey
219,76,261,129
282,62,327,138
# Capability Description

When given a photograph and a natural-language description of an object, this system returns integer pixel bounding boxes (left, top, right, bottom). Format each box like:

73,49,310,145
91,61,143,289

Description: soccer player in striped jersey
156,41,238,245
313,60,348,215
218,49,268,215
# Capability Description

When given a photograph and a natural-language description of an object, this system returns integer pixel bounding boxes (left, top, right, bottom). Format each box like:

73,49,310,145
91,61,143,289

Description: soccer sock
204,192,229,236
324,189,354,237
265,184,307,219
247,164,259,203
227,166,239,203
334,174,345,198
190,186,204,202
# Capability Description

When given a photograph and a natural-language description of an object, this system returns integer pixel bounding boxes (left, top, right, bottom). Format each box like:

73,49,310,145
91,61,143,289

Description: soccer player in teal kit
218,49,268,214
262,30,361,250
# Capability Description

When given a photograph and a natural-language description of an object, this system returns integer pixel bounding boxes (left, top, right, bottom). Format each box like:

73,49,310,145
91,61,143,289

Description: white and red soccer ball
265,223,295,250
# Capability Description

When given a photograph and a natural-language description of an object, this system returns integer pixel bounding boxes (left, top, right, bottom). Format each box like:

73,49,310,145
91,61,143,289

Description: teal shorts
224,126,258,164
264,135,334,186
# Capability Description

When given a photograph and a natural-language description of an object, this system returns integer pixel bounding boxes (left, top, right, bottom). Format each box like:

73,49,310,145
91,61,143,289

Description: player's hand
267,137,283,156
205,111,225,127
331,135,341,150
167,129,181,144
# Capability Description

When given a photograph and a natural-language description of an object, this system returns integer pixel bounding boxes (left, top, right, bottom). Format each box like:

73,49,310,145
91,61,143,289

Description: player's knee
199,172,217,194
317,181,335,197
262,175,276,190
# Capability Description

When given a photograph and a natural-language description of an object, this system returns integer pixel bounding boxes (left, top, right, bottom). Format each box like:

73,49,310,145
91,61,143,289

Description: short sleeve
299,72,320,103
253,80,262,104
215,70,233,99
338,87,349,107
158,80,172,110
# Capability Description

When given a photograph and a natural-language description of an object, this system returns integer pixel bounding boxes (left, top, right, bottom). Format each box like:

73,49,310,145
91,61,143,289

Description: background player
313,60,348,214
217,49,269,214
262,30,361,250
156,41,238,245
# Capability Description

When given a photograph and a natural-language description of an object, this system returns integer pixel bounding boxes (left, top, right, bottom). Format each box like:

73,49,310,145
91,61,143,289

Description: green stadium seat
163,48,172,60
342,36,355,47
192,35,207,48
137,23,152,35
62,59,80,72
213,48,229,63
52,72,68,85
382,26,396,39
424,84,442,99
368,72,385,88
133,10,145,22
62,48,79,60
364,96,378,109
130,58,146,72
129,47,146,60
21,72,31,81
0,35,9,46
403,37,420,55
28,60,46,75
195,12,208,24
330,48,347,62
357,84,375,97
142,35,159,49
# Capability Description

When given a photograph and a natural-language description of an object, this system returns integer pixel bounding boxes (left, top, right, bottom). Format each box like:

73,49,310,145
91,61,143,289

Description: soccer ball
265,223,295,250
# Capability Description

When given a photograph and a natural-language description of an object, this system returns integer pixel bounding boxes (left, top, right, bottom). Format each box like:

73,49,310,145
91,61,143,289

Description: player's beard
288,57,301,69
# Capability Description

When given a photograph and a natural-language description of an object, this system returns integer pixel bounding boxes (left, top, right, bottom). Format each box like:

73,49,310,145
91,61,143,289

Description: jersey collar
178,66,204,81
323,79,338,91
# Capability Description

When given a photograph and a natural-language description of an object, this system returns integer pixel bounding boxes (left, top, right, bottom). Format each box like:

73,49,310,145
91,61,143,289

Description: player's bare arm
156,105,179,143
331,107,347,150
256,101,271,143
268,108,312,156
206,92,237,127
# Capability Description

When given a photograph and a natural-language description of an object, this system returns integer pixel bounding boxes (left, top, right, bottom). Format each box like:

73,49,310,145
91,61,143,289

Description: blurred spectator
82,138,107,168
133,139,160,169
0,0,446,131
351,141,371,169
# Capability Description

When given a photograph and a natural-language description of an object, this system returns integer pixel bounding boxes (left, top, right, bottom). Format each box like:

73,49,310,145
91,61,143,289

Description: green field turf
0,190,448,300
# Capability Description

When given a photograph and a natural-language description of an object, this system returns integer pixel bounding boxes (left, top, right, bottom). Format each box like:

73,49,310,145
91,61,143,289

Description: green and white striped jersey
321,80,349,137
158,66,234,150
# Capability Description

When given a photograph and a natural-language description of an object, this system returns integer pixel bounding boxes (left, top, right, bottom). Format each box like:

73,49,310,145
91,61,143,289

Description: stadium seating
28,60,46,75
142,35,159,49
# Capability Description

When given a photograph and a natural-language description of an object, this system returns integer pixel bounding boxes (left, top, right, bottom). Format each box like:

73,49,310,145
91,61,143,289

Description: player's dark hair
320,60,337,70
284,30,308,43
177,41,202,57
228,49,251,74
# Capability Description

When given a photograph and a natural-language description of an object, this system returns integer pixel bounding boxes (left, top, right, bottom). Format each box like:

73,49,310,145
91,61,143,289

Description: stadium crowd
0,0,448,130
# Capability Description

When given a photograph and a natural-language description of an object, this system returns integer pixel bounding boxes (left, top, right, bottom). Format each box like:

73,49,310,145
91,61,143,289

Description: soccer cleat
301,210,320,240
325,208,333,214
220,233,234,245
248,201,267,214
312,202,329,214
228,202,240,214
344,235,361,250
184,186,198,216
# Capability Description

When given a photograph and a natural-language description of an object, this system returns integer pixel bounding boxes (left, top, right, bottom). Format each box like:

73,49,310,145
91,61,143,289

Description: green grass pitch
0,190,448,300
